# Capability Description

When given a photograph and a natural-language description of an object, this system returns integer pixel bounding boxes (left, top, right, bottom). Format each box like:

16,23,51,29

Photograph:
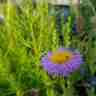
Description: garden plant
0,0,96,96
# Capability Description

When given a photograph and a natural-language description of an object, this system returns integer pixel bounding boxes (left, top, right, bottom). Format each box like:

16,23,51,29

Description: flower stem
16,89,24,96
62,78,73,96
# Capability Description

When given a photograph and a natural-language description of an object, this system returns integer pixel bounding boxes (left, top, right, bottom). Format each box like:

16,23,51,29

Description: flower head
41,48,83,77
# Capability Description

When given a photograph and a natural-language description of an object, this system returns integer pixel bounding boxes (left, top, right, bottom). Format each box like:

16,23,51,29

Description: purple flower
41,48,83,77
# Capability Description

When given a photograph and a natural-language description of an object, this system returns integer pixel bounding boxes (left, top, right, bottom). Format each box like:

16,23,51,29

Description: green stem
63,86,73,96
62,78,73,96
46,87,55,96
16,89,24,96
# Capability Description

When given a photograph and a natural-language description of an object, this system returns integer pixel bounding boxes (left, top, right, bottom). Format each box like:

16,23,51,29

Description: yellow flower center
48,51,73,64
